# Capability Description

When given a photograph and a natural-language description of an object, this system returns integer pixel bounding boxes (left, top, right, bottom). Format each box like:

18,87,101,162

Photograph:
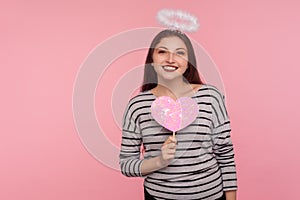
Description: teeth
163,66,177,70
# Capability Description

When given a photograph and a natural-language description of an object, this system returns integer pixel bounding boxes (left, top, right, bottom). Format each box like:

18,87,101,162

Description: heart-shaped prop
151,96,198,134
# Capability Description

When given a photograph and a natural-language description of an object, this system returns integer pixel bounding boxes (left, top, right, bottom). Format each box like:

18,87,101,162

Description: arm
211,91,238,196
119,100,143,177
120,130,177,177
119,100,177,177
140,136,177,176
225,190,237,200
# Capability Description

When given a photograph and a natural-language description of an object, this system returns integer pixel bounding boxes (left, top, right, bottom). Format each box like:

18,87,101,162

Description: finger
164,145,176,153
163,137,174,146
168,149,176,154
167,143,176,149
169,136,177,144
164,155,174,161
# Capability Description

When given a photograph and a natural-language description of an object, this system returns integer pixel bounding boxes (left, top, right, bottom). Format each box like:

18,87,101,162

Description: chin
158,74,184,82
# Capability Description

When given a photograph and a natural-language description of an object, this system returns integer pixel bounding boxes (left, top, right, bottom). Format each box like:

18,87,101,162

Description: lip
162,65,178,72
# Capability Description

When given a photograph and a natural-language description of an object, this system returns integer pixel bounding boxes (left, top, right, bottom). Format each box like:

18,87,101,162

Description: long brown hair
141,29,203,92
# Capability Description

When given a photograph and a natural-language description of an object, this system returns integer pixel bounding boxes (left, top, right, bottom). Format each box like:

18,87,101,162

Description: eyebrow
156,46,187,51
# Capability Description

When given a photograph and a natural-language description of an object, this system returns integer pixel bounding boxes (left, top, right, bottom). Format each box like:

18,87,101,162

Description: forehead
155,36,187,50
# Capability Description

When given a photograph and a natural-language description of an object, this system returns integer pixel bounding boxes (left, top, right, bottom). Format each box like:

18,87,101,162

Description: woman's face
152,36,188,81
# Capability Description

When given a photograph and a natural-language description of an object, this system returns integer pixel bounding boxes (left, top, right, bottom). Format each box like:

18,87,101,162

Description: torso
128,84,226,200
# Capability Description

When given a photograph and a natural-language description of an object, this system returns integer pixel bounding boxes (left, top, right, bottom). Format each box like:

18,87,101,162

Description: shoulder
128,90,155,104
190,83,202,91
125,90,155,112
200,84,225,100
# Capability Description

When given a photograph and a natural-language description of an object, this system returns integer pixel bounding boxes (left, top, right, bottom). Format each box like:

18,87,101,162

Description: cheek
179,59,188,69
175,54,188,65
152,63,161,73
152,63,159,68
152,54,163,63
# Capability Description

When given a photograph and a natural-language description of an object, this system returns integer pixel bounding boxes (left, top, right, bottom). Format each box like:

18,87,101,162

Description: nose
166,52,175,63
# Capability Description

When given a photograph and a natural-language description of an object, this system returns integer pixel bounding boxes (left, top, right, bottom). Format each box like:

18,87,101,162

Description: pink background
1,0,300,199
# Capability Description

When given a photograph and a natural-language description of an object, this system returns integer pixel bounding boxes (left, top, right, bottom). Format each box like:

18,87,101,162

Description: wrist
157,155,169,168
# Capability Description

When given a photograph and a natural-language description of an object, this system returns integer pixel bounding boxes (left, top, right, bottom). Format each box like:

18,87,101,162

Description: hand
159,136,177,167
225,190,237,200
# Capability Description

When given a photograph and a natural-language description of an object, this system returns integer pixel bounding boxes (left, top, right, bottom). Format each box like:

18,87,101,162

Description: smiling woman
119,29,238,200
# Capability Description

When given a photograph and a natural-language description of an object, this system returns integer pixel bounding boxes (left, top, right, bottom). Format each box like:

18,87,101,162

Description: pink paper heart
150,96,198,132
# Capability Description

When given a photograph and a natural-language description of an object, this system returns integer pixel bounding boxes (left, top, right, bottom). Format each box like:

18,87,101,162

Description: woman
119,29,237,200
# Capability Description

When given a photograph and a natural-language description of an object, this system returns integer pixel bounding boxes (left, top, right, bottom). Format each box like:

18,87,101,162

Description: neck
156,77,192,98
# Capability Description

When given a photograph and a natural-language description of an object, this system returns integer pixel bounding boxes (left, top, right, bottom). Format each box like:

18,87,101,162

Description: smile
162,65,178,72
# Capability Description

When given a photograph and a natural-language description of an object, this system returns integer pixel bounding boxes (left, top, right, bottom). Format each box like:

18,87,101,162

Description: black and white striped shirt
119,84,237,200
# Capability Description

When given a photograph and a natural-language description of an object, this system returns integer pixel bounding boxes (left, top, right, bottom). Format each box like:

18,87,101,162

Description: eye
158,50,166,54
176,51,185,56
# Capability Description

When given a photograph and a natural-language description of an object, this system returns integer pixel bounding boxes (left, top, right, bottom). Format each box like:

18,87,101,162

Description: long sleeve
119,100,143,177
211,91,238,191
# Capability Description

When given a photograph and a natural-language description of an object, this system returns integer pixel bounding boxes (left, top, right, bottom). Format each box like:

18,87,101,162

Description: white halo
156,9,200,33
